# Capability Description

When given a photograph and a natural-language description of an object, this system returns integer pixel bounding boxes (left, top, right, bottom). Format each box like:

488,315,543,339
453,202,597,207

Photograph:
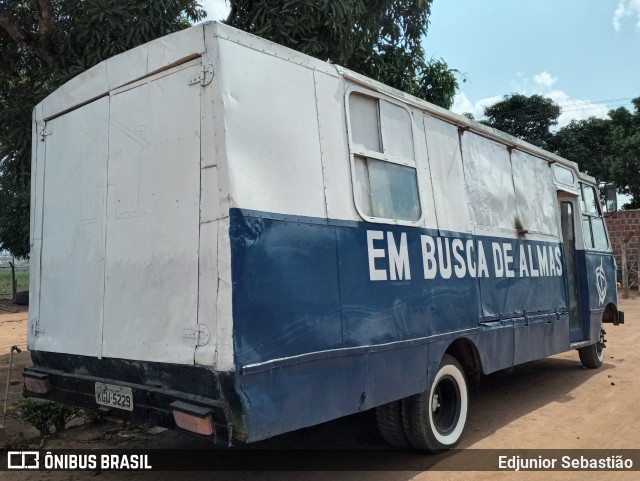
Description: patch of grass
0,270,29,297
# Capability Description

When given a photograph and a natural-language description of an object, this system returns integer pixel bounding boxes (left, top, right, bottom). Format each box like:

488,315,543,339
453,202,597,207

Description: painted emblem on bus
596,258,607,305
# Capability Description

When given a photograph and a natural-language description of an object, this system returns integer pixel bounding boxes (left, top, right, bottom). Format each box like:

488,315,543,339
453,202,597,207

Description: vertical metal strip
457,127,484,324
98,96,112,359
312,70,330,220
422,114,441,231
195,61,204,360
35,119,47,339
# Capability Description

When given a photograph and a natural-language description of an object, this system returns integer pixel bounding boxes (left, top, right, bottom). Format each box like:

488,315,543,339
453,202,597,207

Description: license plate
95,382,134,411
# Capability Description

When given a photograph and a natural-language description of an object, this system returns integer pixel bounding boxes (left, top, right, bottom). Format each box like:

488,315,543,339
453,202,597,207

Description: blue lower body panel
229,209,581,441
238,344,430,442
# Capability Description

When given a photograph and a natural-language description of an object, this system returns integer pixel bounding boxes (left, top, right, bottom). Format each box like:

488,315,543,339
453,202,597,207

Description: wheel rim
431,374,461,436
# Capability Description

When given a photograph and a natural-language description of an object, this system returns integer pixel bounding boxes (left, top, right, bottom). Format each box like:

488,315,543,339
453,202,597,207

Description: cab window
580,184,608,250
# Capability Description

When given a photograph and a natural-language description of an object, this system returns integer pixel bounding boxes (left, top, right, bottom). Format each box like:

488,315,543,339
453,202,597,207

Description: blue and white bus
24,22,623,451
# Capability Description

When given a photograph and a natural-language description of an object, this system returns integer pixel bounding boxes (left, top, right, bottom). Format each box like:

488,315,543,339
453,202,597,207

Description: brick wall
605,209,640,289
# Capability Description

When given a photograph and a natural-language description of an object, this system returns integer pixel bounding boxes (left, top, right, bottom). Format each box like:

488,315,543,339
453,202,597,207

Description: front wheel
578,329,605,369
402,354,468,451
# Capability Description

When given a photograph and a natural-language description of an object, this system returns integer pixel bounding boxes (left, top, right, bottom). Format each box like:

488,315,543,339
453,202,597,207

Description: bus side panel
230,209,573,441
475,238,567,320
337,227,478,345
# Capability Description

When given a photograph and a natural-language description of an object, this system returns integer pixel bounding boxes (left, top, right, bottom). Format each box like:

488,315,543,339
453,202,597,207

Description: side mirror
604,182,617,212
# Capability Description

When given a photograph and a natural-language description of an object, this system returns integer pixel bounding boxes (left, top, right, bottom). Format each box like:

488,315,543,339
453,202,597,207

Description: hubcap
431,375,461,436
431,393,441,412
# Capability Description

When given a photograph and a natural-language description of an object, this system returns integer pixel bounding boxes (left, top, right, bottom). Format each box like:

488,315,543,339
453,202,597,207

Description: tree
0,1,205,258
481,94,561,150
608,99,640,208
552,117,616,186
226,0,461,109
554,99,640,209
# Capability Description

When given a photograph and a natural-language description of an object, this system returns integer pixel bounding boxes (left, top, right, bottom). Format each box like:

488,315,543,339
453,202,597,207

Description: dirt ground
1,295,638,480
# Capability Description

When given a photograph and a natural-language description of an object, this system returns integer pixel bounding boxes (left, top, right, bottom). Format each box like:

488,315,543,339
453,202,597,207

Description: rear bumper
23,351,241,446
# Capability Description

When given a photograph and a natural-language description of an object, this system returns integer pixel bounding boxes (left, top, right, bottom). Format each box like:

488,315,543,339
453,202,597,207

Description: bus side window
348,92,421,222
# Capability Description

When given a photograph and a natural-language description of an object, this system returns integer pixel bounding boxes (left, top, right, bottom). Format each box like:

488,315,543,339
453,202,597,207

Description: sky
201,0,640,128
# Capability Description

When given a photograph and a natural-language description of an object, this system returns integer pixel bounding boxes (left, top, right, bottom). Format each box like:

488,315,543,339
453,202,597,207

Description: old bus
24,22,623,450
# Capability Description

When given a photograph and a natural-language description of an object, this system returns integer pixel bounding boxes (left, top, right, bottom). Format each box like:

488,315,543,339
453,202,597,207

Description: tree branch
35,0,53,39
0,9,55,66
35,0,55,63
225,2,237,24
0,12,29,45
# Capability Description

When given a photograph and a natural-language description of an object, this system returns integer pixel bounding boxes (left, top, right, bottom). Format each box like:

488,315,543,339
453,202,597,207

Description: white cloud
545,91,609,129
533,71,557,89
452,72,609,129
451,93,502,120
613,0,640,31
200,0,231,22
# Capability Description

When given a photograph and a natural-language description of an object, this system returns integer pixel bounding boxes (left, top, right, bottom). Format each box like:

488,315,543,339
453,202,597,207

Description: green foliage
416,58,462,110
481,94,561,150
81,408,107,425
15,399,81,436
552,118,616,184
0,0,205,258
554,99,640,209
226,0,461,109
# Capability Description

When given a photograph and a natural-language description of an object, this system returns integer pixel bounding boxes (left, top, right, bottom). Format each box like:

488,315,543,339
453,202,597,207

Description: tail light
170,401,214,436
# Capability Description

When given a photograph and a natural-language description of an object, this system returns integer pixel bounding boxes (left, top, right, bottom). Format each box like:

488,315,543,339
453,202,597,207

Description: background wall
606,209,640,290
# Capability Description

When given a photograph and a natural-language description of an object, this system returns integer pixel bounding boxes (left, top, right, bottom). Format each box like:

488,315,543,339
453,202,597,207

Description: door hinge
188,64,214,86
39,127,52,140
183,324,210,346
31,319,45,335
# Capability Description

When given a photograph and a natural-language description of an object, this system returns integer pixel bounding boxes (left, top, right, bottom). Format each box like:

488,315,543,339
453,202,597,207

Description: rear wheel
402,354,468,451
578,329,605,369
375,400,411,448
